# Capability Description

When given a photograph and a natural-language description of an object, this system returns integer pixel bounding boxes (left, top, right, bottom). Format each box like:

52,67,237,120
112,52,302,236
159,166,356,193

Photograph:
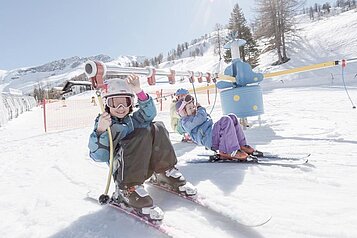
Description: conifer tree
225,3,260,67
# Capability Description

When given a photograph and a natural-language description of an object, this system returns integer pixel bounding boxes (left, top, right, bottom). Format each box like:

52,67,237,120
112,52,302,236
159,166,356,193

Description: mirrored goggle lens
106,96,132,108
184,94,194,103
178,97,193,114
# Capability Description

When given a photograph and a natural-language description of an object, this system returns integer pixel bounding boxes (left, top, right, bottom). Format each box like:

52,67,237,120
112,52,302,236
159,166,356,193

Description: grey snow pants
113,121,177,189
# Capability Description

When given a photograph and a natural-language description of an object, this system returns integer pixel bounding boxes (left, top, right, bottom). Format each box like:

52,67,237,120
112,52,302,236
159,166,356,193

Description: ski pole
85,61,115,204
95,90,115,204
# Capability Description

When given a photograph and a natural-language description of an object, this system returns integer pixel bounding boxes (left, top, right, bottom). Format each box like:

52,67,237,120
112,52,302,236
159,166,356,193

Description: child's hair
105,105,110,113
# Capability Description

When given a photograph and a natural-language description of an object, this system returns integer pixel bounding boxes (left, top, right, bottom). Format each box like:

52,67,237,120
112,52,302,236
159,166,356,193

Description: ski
146,181,272,227
109,201,172,237
197,152,310,161
189,154,309,166
254,153,311,160
249,157,308,166
85,193,173,237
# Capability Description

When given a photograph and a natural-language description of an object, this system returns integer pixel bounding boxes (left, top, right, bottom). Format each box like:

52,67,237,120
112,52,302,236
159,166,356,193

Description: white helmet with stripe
102,78,135,108
102,78,135,98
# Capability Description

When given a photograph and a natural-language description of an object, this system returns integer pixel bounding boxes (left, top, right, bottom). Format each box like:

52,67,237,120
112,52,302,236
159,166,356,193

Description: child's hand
97,112,112,133
127,74,142,93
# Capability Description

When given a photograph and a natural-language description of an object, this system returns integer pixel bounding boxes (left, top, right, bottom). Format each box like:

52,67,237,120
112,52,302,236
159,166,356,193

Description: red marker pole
160,89,163,111
43,99,47,132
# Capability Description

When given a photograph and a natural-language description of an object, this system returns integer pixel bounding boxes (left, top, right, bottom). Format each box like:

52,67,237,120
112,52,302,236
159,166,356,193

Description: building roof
62,80,92,94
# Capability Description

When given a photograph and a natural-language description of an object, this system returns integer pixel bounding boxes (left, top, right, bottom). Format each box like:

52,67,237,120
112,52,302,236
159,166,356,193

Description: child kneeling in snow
88,75,196,220
176,94,262,160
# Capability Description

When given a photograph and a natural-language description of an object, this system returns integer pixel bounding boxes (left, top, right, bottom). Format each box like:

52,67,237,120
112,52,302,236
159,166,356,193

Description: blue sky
0,0,330,70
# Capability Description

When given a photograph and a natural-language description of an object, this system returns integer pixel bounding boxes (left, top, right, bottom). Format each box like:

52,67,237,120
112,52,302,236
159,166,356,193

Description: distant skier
170,88,193,142
176,94,262,160
88,75,196,220
91,96,97,106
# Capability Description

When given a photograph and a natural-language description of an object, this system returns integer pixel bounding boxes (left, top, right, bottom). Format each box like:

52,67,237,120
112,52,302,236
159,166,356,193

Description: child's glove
96,112,112,134
127,74,142,94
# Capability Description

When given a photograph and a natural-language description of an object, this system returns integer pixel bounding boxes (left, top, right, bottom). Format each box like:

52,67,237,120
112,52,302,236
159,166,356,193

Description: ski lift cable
340,61,356,109
208,59,222,115
208,80,218,115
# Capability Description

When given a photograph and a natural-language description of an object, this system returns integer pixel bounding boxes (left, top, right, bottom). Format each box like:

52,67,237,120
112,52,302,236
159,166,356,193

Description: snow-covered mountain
0,69,6,80
1,55,109,94
0,54,150,95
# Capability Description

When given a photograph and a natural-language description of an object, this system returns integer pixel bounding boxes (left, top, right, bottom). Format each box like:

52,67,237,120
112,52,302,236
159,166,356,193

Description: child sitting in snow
176,94,262,160
88,75,196,221
169,88,193,142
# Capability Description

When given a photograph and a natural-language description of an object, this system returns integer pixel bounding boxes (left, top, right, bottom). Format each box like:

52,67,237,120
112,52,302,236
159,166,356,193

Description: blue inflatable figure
217,35,263,89
217,33,264,119
221,58,264,87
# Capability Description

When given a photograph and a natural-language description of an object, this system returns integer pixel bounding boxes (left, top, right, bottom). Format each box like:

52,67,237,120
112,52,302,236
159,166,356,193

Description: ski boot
239,117,250,129
241,145,264,157
219,149,249,161
150,167,197,196
112,184,164,221
181,133,193,143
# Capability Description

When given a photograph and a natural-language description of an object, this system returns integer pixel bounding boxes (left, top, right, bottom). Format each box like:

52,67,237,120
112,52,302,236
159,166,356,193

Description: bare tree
213,23,224,61
255,0,305,65
309,6,314,19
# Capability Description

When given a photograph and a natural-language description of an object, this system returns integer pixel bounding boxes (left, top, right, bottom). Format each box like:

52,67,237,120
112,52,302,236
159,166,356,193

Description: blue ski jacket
180,106,213,149
88,96,156,163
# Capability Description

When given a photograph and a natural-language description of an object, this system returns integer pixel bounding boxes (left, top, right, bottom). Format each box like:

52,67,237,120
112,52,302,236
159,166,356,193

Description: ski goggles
177,94,194,114
105,96,132,109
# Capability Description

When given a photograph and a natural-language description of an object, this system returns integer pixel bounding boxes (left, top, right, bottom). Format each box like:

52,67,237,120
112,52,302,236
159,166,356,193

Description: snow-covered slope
257,10,357,90
1,85,357,238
